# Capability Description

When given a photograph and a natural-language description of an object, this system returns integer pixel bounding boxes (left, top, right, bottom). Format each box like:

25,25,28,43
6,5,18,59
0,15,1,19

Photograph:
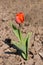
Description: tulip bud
15,12,24,24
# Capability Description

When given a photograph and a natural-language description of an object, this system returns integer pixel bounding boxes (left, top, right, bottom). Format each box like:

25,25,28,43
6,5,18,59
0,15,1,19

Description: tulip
15,12,24,24
10,12,32,60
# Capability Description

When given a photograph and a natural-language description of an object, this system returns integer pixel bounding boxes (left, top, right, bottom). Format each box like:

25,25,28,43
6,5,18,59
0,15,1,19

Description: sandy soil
0,0,43,65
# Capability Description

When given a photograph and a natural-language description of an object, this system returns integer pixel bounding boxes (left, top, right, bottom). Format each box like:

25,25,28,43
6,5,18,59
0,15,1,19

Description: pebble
1,44,9,51
35,34,40,42
39,52,43,58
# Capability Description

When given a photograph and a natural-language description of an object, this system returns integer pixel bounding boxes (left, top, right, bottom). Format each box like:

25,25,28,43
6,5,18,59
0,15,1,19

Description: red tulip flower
15,12,24,24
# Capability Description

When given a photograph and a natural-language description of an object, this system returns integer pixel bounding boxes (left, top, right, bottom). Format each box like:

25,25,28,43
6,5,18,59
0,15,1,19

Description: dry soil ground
0,0,43,65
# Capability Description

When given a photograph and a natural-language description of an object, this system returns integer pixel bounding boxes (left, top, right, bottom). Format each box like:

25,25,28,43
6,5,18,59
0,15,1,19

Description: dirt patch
0,0,43,65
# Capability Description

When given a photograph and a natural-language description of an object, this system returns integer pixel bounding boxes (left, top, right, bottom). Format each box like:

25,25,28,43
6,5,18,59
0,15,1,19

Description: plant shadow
3,38,26,60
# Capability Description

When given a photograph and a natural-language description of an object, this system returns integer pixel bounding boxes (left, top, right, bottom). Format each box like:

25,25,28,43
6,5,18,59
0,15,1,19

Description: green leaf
11,41,21,49
10,22,23,42
11,40,26,59
10,22,32,60
22,32,32,59
11,40,27,59
21,36,28,60
22,53,26,59
24,32,32,47
11,41,26,53
26,32,32,59
18,29,23,43
11,32,32,60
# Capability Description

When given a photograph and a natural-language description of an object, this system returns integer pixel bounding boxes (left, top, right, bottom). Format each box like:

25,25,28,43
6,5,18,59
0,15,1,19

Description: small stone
1,44,9,51
2,18,8,22
4,48,11,52
9,48,17,52
35,34,40,42
39,52,43,58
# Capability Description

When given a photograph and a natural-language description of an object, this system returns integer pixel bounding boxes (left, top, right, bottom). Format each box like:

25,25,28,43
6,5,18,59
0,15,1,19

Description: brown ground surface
0,0,43,65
